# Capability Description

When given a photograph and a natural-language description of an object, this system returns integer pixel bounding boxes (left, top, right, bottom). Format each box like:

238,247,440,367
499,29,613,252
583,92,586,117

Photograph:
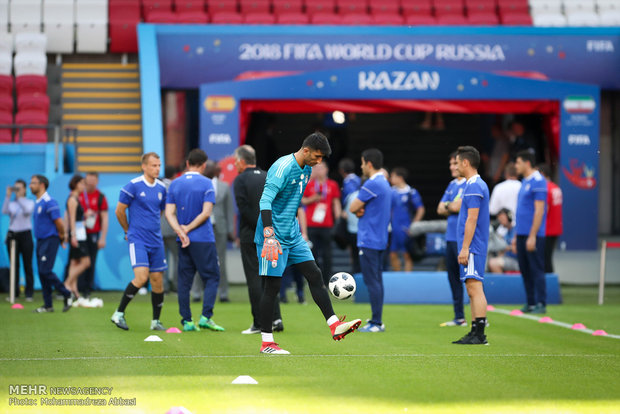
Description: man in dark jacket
233,145,283,334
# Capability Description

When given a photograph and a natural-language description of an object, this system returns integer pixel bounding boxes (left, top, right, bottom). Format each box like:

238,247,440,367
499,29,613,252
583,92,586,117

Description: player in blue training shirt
453,146,490,345
29,175,73,313
389,167,425,272
437,151,468,327
165,149,225,333
111,153,168,331
514,150,548,314
255,132,361,355
350,149,392,333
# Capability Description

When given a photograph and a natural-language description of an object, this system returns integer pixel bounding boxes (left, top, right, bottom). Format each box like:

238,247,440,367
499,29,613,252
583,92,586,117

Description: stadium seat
436,13,469,23
9,0,42,34
310,12,343,24
15,33,47,54
596,0,619,12
109,0,140,53
275,11,309,23
17,93,50,113
497,0,529,13
337,0,369,14
13,53,47,77
530,0,562,14
0,52,10,75
401,0,433,15
110,0,142,20
466,0,497,13
176,10,210,22
404,13,437,24
532,11,567,26
0,33,11,54
145,9,179,22
207,0,239,13
0,0,8,33
306,0,336,15
143,0,173,16
211,11,244,22
599,10,620,25
566,11,600,26
467,11,500,24
372,13,405,24
0,94,12,113
239,0,271,13
563,0,595,13
499,10,532,24
243,11,276,23
174,0,206,11
434,0,466,16
16,75,47,95
272,0,303,14
0,74,12,95
369,0,400,14
76,0,108,53
15,110,49,143
0,111,13,143
341,12,374,24
44,0,76,54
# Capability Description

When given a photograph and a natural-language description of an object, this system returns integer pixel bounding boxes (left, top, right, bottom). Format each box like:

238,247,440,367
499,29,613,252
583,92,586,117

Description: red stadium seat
177,10,210,22
306,0,336,15
499,10,532,24
0,95,13,114
17,94,49,113
174,0,206,12
466,0,497,13
0,111,13,143
0,75,13,96
436,13,468,23
467,10,499,24
434,0,465,16
109,0,141,53
337,0,369,14
310,12,342,24
110,0,142,20
206,0,238,13
211,11,244,22
369,0,400,14
145,10,179,22
497,0,528,13
404,13,437,24
275,11,310,23
239,0,271,13
372,13,405,24
243,11,276,23
142,0,173,17
401,0,433,15
16,75,47,95
15,110,48,143
341,12,373,24
272,0,303,14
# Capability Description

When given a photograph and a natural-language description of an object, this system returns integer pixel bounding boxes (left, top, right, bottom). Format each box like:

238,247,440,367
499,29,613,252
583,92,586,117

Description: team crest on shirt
525,184,531,191
292,179,296,184
300,174,304,179
140,191,146,197
401,195,408,202
158,192,162,200
38,206,42,214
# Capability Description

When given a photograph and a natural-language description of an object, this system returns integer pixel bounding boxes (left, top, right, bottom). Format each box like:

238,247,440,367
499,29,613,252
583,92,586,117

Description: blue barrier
353,271,562,305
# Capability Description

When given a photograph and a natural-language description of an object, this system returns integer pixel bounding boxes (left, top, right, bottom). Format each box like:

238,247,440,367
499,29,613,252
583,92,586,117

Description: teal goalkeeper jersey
255,154,311,248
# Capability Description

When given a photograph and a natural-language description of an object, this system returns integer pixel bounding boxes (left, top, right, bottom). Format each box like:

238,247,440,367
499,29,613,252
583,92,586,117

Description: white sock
261,332,274,343
326,315,339,326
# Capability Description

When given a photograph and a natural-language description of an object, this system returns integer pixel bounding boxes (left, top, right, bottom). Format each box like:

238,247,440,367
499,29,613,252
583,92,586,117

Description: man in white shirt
489,162,521,217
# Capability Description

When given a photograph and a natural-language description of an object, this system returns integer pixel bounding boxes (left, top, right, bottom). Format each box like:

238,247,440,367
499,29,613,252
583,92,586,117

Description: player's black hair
33,174,49,190
187,148,208,167
302,132,332,157
14,179,26,188
456,146,481,169
498,207,513,223
392,167,408,180
234,145,256,165
515,149,536,167
338,158,355,174
69,174,84,191
537,163,551,179
361,148,383,170
164,166,177,179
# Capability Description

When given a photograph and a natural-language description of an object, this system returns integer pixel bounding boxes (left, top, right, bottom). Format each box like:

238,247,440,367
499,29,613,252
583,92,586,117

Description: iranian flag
563,96,596,113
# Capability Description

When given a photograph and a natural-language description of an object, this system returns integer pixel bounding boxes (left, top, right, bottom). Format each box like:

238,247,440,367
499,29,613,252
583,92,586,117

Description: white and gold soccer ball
328,272,356,300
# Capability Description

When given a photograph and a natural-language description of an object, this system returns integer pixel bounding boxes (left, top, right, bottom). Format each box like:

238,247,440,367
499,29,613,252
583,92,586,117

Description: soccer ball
328,272,356,300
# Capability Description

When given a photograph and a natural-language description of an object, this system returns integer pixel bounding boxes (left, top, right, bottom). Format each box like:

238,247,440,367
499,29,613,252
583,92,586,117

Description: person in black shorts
63,174,91,300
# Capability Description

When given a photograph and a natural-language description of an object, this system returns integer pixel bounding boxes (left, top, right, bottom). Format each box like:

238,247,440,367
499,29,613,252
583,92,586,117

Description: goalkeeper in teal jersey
254,132,361,355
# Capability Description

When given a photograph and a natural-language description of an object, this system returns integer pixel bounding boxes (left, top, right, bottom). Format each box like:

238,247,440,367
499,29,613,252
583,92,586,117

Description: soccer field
2,286,620,414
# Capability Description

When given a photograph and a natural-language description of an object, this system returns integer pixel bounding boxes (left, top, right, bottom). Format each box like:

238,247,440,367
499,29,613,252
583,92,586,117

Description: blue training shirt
457,175,490,255
255,154,311,248
357,172,392,250
167,171,216,243
440,178,467,242
342,173,361,203
516,170,547,237
119,175,167,246
33,192,61,240
391,185,423,233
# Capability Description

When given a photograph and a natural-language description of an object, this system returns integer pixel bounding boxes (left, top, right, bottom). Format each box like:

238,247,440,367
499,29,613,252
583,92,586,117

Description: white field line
0,354,617,363
489,308,620,339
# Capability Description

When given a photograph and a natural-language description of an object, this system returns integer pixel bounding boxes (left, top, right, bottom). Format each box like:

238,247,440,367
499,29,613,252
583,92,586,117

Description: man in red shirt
538,164,563,273
77,172,109,298
301,161,342,285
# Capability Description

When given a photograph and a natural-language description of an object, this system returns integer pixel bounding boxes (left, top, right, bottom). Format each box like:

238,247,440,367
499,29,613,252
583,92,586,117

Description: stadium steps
61,63,143,173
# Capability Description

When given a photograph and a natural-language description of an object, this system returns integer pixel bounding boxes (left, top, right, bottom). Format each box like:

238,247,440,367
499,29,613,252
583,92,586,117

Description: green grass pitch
1,285,619,413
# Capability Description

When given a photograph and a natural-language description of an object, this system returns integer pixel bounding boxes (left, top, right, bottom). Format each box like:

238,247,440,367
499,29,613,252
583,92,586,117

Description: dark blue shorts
128,240,167,272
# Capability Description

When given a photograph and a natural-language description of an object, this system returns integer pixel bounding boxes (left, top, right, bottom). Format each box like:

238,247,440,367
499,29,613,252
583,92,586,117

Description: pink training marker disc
166,327,182,334
571,323,587,330
592,330,608,336
11,303,24,309
538,316,553,323
509,309,523,316
486,305,496,311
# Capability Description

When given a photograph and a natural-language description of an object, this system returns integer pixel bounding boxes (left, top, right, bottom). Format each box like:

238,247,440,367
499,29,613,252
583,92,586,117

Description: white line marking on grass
489,308,620,339
0,354,617,362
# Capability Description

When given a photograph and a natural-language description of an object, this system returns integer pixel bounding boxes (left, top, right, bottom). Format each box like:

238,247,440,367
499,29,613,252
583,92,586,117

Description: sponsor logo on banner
563,96,596,114
567,134,591,145
358,71,440,91
209,133,232,144
204,96,236,112
562,159,596,190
